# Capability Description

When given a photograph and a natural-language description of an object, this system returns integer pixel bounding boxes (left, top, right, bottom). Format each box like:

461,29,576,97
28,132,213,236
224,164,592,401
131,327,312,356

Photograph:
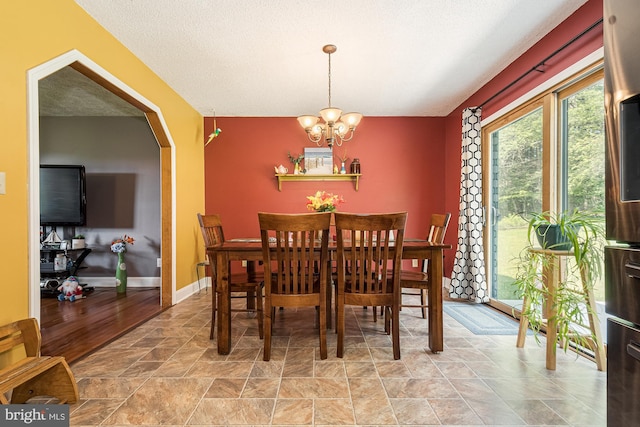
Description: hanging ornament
205,111,222,146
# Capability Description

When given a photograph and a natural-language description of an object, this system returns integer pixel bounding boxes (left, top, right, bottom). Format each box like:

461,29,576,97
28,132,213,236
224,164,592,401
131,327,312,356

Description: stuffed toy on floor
57,276,84,302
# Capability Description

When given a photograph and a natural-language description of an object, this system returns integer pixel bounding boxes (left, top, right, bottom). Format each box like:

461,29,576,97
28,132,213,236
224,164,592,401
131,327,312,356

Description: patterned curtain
449,107,489,303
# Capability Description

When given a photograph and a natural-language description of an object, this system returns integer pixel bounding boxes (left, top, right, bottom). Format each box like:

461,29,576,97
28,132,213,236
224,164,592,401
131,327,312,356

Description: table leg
428,249,444,353
207,254,217,340
326,258,333,330
216,252,231,355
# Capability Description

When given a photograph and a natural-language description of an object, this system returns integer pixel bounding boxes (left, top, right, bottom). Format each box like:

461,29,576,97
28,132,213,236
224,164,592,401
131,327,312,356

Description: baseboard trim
175,277,210,304
79,277,161,288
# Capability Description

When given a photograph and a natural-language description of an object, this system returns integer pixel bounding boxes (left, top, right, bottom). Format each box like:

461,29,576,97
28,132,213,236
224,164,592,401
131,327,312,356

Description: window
482,64,605,310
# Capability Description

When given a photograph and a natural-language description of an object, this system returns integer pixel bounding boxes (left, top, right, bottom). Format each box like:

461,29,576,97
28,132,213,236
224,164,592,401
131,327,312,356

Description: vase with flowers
306,191,344,213
288,151,305,175
336,149,348,175
111,235,135,294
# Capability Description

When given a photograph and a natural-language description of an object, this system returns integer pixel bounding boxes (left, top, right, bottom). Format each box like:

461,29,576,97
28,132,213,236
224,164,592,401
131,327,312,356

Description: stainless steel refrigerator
604,0,640,425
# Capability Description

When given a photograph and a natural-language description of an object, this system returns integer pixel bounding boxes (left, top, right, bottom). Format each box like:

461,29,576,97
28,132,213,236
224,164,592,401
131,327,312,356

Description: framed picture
304,148,333,175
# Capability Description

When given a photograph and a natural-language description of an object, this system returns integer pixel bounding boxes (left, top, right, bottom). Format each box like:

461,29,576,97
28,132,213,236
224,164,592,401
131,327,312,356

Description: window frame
481,60,603,312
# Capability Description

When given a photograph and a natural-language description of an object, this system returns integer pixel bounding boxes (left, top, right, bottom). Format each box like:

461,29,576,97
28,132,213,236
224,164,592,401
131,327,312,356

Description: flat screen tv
40,165,87,226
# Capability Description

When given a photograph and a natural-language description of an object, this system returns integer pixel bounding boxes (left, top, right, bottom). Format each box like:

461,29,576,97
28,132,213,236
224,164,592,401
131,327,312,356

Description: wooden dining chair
400,213,451,318
197,213,264,340
334,212,407,360
258,212,331,361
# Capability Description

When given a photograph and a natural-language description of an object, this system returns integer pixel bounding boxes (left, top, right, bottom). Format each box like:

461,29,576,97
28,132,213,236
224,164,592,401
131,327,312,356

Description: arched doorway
27,50,175,325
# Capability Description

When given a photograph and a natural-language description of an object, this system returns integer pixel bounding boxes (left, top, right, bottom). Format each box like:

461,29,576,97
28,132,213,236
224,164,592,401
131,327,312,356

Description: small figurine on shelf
287,152,305,175
275,165,288,174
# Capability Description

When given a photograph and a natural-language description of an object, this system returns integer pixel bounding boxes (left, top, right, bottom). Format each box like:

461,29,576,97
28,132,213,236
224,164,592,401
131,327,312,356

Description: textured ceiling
44,0,588,117
39,67,143,117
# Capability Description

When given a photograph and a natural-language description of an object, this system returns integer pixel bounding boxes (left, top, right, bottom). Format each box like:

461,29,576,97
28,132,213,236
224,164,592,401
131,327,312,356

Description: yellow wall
0,1,204,324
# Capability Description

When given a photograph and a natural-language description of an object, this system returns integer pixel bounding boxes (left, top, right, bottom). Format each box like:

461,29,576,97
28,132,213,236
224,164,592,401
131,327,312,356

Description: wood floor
40,287,163,364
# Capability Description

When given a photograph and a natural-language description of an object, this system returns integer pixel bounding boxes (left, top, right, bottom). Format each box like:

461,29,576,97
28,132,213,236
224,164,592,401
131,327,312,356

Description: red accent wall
204,0,603,277
204,116,448,264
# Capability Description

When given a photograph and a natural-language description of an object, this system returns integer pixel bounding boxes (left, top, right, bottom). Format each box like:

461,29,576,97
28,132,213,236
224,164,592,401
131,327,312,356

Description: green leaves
513,209,605,354
287,151,304,164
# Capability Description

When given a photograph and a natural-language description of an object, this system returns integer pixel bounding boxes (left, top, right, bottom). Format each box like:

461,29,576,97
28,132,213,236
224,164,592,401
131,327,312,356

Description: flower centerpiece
306,191,344,212
111,235,134,294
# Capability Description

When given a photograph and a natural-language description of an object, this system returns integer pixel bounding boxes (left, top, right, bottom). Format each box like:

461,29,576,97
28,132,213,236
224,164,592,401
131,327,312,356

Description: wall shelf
275,173,361,191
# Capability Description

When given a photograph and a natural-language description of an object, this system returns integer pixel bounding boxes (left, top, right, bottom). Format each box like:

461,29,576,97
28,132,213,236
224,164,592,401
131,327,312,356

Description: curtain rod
472,18,603,113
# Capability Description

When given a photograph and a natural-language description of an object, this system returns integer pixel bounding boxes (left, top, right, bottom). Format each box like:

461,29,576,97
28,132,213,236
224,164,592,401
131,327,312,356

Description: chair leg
263,300,272,361
335,289,339,334
246,290,256,310
326,274,333,331
336,296,345,358
384,306,391,334
257,286,264,340
420,289,427,319
392,305,400,360
319,304,327,360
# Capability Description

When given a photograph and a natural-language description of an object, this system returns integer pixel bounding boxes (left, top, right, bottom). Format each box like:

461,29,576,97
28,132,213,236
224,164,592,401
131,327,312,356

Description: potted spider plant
513,209,605,353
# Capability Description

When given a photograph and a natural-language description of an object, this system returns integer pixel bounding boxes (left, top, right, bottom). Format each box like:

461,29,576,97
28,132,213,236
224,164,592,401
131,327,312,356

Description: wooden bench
0,318,78,404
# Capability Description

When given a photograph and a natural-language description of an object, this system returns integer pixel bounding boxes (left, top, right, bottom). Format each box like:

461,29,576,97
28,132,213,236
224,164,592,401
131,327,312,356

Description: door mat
443,301,526,335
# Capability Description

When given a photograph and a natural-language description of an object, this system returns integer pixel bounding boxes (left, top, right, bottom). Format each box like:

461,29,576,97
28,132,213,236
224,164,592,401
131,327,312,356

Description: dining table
206,238,451,355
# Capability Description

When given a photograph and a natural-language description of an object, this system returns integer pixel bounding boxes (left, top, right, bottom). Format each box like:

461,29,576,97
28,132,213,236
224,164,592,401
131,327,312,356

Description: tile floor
66,291,607,426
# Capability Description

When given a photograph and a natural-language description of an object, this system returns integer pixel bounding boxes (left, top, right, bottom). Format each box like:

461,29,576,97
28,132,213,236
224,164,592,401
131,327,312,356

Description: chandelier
297,45,362,148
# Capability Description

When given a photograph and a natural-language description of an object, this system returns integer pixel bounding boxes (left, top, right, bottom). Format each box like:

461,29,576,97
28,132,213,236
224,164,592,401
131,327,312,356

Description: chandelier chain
327,51,332,107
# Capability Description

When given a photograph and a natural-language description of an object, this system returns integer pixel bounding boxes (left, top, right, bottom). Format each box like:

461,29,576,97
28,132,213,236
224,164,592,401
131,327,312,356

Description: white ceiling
52,0,588,117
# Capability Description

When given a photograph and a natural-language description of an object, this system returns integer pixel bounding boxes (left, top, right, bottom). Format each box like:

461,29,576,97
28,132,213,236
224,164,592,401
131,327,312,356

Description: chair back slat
427,213,451,244
419,213,452,274
259,213,331,297
336,212,407,296
197,213,225,247
271,229,319,294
